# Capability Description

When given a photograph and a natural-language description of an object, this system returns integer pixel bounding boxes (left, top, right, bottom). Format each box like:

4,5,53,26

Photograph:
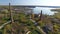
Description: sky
0,0,59,15
0,0,60,6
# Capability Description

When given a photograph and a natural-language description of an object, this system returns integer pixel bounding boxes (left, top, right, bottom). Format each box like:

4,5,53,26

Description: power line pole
38,10,42,21
40,10,42,21
37,10,42,22
9,3,14,24
9,3,15,34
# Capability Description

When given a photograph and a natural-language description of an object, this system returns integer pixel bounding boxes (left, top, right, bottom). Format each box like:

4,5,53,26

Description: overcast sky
0,0,60,6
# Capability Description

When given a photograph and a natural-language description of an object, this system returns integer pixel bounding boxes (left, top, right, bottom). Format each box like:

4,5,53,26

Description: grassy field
0,6,60,34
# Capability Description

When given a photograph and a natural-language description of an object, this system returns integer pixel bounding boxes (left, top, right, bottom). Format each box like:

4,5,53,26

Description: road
26,31,31,34
30,19,46,34
0,21,11,29
0,19,46,34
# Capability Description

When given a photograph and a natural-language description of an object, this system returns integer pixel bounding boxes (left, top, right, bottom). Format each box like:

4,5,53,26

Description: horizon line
0,5,60,8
